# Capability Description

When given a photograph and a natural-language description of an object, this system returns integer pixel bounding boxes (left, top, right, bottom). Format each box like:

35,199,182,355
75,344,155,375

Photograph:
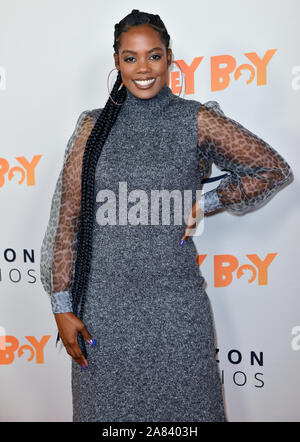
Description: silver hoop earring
107,68,127,106
169,60,185,99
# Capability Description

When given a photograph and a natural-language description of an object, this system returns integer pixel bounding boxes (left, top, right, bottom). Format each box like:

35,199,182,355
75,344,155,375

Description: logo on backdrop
170,49,276,94
0,156,42,188
197,253,277,286
0,248,37,286
0,333,51,365
291,66,300,91
291,326,300,351
0,66,6,90
216,348,264,388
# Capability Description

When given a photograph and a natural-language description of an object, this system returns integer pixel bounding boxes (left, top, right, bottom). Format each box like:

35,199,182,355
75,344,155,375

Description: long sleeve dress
40,84,293,422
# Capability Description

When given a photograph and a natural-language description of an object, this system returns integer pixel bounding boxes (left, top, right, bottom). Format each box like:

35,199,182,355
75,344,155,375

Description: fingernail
180,239,185,246
81,365,87,370
89,339,96,346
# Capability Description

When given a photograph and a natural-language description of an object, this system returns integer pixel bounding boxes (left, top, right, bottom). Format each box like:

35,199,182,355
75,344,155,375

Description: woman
40,9,293,422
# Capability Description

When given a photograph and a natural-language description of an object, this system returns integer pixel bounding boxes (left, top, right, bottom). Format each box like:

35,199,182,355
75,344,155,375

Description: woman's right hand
54,312,95,369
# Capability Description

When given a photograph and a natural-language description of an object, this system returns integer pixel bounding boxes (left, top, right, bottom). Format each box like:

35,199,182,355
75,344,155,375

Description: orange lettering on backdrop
18,345,35,361
15,155,42,186
246,253,277,285
172,58,203,94
0,158,10,188
236,264,257,283
214,254,239,287
244,50,277,85
0,336,19,364
211,49,277,91
211,55,237,91
196,254,207,267
0,155,42,187
26,335,51,364
0,335,51,364
214,253,277,287
8,166,26,184
234,64,256,84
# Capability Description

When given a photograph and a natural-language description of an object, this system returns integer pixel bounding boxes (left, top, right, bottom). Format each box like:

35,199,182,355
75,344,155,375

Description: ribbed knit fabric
71,84,227,422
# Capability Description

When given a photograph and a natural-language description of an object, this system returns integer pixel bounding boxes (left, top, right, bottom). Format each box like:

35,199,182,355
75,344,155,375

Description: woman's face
114,24,172,99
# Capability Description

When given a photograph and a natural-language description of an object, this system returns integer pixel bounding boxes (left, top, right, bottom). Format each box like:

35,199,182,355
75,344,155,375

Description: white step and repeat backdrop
0,0,299,422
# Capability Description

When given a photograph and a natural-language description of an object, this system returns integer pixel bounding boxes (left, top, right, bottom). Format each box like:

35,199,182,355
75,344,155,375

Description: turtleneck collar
118,83,175,122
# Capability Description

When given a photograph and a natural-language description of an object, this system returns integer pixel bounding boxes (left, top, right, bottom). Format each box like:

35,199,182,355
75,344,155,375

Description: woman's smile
133,78,156,89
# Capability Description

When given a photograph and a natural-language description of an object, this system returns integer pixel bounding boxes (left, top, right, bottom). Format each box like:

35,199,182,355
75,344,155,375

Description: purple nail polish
89,339,96,346
180,239,185,246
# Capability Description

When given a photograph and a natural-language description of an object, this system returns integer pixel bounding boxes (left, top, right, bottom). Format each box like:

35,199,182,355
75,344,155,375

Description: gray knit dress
40,83,293,422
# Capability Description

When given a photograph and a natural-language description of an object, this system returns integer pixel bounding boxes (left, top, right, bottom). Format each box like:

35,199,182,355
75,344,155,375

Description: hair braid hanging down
71,73,126,357
57,9,171,358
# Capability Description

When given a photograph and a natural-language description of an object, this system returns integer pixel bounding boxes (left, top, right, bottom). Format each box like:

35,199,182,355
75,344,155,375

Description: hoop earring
169,60,185,99
107,68,127,106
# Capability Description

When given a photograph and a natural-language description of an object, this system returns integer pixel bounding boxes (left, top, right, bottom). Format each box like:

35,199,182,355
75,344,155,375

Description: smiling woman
40,8,293,423
114,23,172,98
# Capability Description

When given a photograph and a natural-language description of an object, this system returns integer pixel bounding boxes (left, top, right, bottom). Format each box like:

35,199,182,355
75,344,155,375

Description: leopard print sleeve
39,110,95,313
197,100,294,215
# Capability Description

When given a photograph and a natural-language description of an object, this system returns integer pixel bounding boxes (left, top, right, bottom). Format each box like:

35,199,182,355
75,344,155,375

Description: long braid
67,9,170,358
72,79,125,315
72,74,126,357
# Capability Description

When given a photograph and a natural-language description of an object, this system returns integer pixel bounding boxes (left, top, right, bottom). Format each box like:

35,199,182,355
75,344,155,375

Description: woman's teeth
133,78,156,88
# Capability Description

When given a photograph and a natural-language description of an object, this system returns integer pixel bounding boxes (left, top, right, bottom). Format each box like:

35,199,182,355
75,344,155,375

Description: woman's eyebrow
121,47,164,55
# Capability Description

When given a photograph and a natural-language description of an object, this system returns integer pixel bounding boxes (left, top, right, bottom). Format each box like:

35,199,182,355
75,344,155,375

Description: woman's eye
150,54,161,60
124,54,162,62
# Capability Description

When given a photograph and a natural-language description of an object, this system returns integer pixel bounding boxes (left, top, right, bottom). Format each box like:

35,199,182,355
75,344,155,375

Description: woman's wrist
198,189,225,214
51,290,73,314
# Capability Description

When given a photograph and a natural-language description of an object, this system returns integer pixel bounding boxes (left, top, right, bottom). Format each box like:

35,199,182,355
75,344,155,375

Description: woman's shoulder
90,107,103,124
175,94,225,117
76,107,103,127
198,100,225,116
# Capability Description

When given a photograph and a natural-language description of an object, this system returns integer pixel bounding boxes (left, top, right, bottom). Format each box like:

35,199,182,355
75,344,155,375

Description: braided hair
67,10,171,358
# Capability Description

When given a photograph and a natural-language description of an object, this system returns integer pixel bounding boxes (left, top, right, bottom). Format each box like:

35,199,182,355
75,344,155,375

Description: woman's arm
51,111,95,313
181,100,293,243
39,110,97,368
197,100,294,215
40,110,94,312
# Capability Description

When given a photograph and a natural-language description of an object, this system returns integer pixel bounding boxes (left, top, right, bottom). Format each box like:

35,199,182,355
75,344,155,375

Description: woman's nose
135,60,151,72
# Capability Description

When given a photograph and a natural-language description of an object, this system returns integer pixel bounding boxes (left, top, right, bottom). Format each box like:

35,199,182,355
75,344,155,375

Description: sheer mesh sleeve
197,100,294,215
40,110,95,313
